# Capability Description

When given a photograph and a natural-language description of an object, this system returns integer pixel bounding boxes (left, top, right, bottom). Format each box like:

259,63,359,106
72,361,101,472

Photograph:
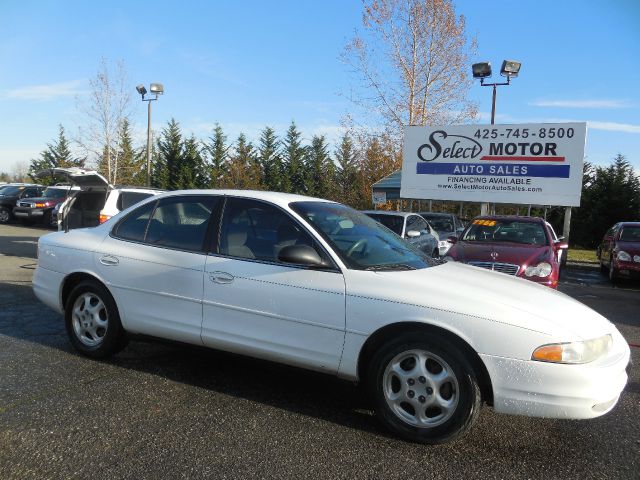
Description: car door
202,197,346,373
96,195,219,344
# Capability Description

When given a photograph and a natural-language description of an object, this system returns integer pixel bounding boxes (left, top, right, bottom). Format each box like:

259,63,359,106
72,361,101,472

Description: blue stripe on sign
416,162,570,178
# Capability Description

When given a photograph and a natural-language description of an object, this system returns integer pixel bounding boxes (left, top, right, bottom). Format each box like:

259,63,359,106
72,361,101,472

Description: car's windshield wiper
365,263,416,271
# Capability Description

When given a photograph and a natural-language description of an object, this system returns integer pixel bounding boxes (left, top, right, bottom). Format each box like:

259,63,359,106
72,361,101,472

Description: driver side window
219,198,315,263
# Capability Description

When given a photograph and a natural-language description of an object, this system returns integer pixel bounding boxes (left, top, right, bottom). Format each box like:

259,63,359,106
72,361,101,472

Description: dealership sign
400,123,587,206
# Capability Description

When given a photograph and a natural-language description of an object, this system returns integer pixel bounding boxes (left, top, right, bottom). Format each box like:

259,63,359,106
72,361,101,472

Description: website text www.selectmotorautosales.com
438,176,543,192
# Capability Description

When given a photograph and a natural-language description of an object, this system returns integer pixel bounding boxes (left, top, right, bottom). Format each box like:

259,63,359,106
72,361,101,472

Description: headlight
617,251,631,262
532,335,612,364
524,262,552,278
442,256,455,262
634,255,640,263
438,240,449,247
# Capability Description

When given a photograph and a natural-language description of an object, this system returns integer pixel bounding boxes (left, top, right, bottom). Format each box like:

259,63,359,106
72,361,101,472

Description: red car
444,216,568,289
597,222,640,282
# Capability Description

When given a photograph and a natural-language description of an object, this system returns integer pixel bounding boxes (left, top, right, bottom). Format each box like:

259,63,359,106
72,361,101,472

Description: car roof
419,212,454,217
155,189,336,209
473,215,546,224
619,222,640,227
361,210,415,218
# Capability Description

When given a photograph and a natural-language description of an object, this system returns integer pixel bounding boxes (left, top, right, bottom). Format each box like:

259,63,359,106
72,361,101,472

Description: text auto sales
416,130,569,180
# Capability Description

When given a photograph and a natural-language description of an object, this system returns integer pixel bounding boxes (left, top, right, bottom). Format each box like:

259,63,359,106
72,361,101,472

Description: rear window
42,187,70,199
0,186,24,196
364,213,404,236
117,191,155,211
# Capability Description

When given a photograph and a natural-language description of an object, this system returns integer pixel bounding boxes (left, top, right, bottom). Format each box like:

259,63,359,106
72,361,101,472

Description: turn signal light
531,344,563,362
99,214,112,224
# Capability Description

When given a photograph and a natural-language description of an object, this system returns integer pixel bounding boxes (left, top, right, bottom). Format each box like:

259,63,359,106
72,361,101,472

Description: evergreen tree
257,126,282,191
204,124,229,189
306,135,333,199
156,119,183,190
112,119,144,185
281,122,307,194
180,136,209,189
334,133,359,206
225,133,262,189
572,154,640,247
29,125,85,185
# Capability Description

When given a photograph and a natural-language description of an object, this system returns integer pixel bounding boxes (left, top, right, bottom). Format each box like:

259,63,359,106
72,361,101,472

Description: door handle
209,271,234,284
99,255,119,266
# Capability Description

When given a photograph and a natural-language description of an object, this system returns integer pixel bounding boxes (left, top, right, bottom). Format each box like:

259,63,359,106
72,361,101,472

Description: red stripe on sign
480,156,566,162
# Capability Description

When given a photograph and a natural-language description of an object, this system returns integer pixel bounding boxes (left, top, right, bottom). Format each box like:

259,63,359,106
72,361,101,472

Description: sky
1,0,639,175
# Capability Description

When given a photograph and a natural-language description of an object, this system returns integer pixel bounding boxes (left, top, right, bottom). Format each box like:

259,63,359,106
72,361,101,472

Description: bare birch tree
76,58,131,184
343,0,478,137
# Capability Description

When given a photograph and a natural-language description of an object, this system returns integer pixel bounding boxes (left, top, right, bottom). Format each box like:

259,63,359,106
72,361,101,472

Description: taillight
99,214,112,224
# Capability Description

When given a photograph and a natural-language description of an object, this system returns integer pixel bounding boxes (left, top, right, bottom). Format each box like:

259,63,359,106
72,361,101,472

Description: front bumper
481,329,630,419
13,207,46,219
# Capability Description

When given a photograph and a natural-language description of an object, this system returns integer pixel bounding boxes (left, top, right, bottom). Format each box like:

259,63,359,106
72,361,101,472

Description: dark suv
13,185,75,227
0,184,44,224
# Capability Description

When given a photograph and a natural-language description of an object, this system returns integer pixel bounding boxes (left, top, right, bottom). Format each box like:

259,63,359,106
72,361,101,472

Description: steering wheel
346,238,368,257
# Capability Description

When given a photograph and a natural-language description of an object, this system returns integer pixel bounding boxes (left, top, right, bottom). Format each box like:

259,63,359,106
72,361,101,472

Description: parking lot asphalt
1,223,638,480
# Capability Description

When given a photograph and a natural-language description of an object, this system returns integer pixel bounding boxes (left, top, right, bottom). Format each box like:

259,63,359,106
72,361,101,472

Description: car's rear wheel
0,206,10,224
368,332,481,444
65,280,127,358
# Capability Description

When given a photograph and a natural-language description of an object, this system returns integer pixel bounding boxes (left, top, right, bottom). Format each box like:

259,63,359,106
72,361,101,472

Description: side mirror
406,230,421,238
278,244,325,267
447,236,458,244
554,241,569,250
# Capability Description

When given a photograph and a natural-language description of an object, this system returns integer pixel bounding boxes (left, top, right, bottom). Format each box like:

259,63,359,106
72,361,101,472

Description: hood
346,262,611,340
616,241,640,256
450,241,552,265
35,168,110,190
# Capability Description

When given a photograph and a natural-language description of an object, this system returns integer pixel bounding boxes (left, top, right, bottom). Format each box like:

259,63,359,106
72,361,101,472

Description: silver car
362,210,439,257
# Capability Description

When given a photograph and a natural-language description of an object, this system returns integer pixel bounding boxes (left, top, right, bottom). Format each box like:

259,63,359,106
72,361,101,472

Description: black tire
65,280,128,358
608,257,619,284
0,206,10,224
44,210,55,229
367,332,481,444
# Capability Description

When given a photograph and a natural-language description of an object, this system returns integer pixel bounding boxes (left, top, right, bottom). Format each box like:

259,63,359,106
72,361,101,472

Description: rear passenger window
145,196,218,251
113,201,156,242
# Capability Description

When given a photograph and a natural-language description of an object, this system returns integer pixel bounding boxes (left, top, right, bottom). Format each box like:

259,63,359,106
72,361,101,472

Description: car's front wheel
65,280,127,358
368,332,481,444
609,257,619,283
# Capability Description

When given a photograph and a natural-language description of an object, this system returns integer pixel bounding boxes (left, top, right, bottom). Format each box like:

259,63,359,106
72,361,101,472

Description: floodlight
136,84,147,95
500,60,521,78
472,62,492,79
150,83,164,95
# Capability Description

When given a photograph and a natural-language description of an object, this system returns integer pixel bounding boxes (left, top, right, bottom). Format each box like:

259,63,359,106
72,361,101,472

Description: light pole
136,83,164,187
472,60,521,214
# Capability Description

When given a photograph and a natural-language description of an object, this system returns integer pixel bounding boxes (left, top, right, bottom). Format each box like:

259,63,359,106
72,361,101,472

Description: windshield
291,201,435,271
0,186,23,196
421,214,454,233
364,213,404,236
462,219,549,246
620,226,640,242
42,187,69,199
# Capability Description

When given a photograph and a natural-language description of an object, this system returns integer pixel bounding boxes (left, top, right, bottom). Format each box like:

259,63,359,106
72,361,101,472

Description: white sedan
33,190,630,444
